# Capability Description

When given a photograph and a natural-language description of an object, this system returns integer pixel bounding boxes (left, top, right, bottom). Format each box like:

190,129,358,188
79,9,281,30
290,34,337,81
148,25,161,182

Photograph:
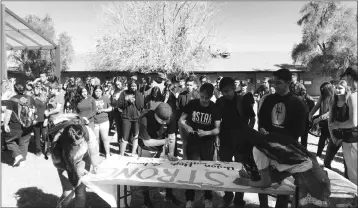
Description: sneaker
186,200,194,208
13,155,23,167
203,199,213,208
35,152,42,157
165,194,181,206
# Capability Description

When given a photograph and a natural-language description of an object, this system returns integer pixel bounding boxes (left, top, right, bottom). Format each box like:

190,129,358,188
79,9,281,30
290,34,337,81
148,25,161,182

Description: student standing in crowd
329,67,358,185
234,78,241,92
64,83,78,114
3,83,36,167
112,76,126,143
173,75,186,98
33,83,48,156
258,68,308,208
216,77,258,208
309,82,335,158
145,86,163,110
289,72,306,96
138,103,180,208
92,85,113,158
46,83,65,125
75,86,96,130
118,80,144,156
176,76,200,159
255,77,270,100
180,83,221,208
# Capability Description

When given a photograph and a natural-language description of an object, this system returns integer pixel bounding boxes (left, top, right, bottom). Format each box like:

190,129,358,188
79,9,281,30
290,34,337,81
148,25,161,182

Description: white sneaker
13,155,23,167
203,199,213,208
186,200,195,208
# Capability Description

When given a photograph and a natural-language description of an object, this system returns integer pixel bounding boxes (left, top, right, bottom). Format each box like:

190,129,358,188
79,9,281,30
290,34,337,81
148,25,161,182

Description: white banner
81,155,296,207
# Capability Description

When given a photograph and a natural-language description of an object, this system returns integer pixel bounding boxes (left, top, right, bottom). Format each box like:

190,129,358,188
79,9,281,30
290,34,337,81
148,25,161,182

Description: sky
3,1,357,71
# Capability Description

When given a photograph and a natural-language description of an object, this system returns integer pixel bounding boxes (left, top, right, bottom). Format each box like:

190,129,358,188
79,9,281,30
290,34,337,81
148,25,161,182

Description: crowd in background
1,66,357,208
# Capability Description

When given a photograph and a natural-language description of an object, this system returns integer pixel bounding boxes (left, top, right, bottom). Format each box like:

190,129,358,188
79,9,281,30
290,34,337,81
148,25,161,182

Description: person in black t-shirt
179,83,221,208
3,83,36,167
138,103,180,208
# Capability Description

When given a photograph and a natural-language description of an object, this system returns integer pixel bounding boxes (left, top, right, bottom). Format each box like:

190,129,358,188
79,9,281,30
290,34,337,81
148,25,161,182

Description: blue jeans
4,127,32,159
185,138,214,201
56,155,91,208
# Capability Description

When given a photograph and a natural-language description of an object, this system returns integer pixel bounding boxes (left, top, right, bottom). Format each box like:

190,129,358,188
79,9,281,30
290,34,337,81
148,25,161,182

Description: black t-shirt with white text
183,99,221,141
138,110,176,152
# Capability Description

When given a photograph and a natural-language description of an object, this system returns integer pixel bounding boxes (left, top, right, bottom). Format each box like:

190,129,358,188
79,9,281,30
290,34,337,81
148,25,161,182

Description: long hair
74,86,87,108
319,82,335,114
64,84,78,112
330,80,351,123
92,85,104,98
150,86,163,102
58,124,89,187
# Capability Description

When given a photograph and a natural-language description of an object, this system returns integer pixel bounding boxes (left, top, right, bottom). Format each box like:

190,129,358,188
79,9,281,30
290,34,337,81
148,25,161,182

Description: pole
55,45,61,83
1,3,7,80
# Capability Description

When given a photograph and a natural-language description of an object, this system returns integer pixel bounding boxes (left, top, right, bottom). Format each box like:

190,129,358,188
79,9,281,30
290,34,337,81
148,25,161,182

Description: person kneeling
138,103,180,208
179,83,221,208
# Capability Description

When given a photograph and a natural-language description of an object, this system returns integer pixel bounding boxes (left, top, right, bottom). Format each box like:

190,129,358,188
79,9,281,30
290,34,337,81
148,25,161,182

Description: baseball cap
155,103,172,121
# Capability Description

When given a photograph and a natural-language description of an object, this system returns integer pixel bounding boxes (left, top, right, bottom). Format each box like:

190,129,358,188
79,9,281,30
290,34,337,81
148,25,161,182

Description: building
7,52,333,96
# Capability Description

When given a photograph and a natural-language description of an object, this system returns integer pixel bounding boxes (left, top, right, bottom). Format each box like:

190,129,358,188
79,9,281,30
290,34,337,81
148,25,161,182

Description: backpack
10,96,37,128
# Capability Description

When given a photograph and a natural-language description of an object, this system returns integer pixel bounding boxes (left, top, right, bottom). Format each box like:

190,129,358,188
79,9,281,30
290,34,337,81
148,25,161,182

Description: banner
81,155,296,207
81,156,357,207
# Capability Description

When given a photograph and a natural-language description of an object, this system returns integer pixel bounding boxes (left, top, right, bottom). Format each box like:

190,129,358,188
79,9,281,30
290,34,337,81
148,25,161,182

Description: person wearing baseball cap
137,102,181,207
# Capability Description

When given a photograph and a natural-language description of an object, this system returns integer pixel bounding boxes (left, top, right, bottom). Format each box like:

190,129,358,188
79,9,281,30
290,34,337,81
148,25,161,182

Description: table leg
117,185,120,208
124,185,129,208
295,186,299,208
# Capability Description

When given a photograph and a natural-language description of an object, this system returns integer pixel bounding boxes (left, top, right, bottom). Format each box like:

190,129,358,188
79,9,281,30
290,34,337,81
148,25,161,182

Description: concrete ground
1,131,345,208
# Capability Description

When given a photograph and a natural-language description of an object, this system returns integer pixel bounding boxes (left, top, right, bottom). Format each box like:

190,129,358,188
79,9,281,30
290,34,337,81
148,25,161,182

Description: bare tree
90,1,222,74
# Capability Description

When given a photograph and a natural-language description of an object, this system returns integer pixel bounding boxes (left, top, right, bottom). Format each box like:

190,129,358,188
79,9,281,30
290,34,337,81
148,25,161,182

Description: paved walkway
1,132,345,208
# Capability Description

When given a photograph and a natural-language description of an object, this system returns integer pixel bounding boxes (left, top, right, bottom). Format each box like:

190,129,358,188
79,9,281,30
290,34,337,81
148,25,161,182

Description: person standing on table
233,126,331,208
138,103,180,208
215,77,257,208
258,68,308,208
329,66,358,185
179,83,221,208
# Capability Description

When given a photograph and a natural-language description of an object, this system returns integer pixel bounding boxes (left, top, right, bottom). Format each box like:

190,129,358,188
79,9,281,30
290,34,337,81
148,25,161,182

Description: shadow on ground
128,187,268,208
15,187,59,208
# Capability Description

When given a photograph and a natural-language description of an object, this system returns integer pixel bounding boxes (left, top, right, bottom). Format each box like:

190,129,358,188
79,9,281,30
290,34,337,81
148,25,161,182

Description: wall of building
7,70,331,96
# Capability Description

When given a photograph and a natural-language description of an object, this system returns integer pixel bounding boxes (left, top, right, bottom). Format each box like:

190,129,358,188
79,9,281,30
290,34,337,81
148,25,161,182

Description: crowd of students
1,66,357,208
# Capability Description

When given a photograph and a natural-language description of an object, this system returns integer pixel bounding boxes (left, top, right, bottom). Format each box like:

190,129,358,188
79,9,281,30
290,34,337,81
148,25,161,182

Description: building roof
67,51,305,72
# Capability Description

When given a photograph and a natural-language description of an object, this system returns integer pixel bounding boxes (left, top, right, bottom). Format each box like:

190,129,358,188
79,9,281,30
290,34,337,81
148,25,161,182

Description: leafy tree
8,14,74,78
291,1,357,76
90,1,222,74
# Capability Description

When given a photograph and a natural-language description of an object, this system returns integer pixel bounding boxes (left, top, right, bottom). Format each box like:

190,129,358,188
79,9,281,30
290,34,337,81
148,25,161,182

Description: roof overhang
4,7,57,50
